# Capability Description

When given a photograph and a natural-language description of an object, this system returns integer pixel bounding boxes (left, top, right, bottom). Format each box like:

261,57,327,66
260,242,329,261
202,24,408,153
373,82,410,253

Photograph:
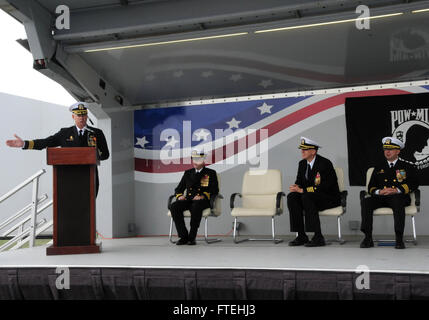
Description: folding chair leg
170,216,221,244
233,217,248,243
375,216,419,245
169,217,177,244
317,215,346,245
233,217,282,244
337,216,346,244
204,217,221,244
412,216,417,245
271,217,283,244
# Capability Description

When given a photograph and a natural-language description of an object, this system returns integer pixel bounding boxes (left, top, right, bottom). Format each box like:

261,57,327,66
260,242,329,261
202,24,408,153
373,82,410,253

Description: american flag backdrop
134,85,429,183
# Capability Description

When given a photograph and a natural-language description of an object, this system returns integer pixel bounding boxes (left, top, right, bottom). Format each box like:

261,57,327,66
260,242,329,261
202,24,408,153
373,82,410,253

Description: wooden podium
46,147,100,255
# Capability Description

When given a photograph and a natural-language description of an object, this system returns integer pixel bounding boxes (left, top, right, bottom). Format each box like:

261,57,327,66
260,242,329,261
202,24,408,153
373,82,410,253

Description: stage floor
1,235,429,274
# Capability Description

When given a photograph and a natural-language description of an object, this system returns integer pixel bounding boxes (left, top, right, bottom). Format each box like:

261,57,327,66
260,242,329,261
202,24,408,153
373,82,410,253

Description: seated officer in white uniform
170,150,219,245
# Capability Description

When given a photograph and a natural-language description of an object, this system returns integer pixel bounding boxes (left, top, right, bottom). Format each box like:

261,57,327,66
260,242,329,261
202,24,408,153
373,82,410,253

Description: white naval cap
298,137,321,150
191,149,207,160
69,102,89,115
382,136,404,150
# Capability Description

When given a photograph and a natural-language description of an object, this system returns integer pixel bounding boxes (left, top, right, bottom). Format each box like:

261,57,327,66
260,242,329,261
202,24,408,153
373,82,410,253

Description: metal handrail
10,219,53,251
0,169,45,203
0,169,52,252
2,199,53,237
0,194,48,232
0,219,49,252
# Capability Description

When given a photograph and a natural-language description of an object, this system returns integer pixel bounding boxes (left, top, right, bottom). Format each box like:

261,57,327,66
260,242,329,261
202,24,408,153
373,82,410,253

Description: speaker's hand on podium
6,134,24,148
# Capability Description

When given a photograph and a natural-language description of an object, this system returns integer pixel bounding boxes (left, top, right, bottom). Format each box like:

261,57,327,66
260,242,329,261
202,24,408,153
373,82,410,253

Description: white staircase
0,169,53,252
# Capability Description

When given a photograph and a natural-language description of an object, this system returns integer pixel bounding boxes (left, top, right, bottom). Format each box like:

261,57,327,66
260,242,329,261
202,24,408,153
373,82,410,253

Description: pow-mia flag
345,92,429,185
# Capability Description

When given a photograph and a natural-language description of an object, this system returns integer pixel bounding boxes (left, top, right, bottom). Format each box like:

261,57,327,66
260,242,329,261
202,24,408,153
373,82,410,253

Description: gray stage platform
1,235,429,300
1,235,429,274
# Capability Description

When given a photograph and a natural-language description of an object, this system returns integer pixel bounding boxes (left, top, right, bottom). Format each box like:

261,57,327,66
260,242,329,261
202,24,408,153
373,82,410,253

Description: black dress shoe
360,237,374,248
304,237,326,247
395,240,405,249
176,238,188,245
288,236,309,246
187,239,196,245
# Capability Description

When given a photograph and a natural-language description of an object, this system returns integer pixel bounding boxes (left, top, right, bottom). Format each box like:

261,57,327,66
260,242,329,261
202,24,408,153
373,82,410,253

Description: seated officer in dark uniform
170,150,219,245
360,137,418,249
287,137,341,247
6,102,109,196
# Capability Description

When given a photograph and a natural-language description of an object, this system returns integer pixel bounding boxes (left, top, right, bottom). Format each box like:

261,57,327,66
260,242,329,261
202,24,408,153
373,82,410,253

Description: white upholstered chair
230,169,285,244
318,167,348,244
167,174,223,244
360,167,420,244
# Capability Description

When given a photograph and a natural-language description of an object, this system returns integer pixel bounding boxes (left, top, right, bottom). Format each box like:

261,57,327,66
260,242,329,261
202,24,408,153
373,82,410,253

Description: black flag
345,92,429,186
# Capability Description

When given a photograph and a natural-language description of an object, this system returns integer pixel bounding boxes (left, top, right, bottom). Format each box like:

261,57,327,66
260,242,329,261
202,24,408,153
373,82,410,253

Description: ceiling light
412,8,429,13
255,12,403,34
84,32,248,53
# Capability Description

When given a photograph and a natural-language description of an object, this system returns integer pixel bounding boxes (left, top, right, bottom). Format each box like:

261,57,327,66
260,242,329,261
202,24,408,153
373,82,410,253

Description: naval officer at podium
6,102,109,196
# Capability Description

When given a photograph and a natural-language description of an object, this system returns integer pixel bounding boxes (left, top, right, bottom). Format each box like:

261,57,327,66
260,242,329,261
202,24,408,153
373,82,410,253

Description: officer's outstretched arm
21,129,63,150
6,134,24,148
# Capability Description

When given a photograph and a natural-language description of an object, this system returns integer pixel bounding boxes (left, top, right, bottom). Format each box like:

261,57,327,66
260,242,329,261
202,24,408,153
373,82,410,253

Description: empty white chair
230,169,285,244
318,167,348,244
360,167,420,244
167,174,223,244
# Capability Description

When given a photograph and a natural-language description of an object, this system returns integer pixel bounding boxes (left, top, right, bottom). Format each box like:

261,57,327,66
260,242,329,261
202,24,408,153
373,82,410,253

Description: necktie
390,162,394,169
78,130,85,147
305,164,311,180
